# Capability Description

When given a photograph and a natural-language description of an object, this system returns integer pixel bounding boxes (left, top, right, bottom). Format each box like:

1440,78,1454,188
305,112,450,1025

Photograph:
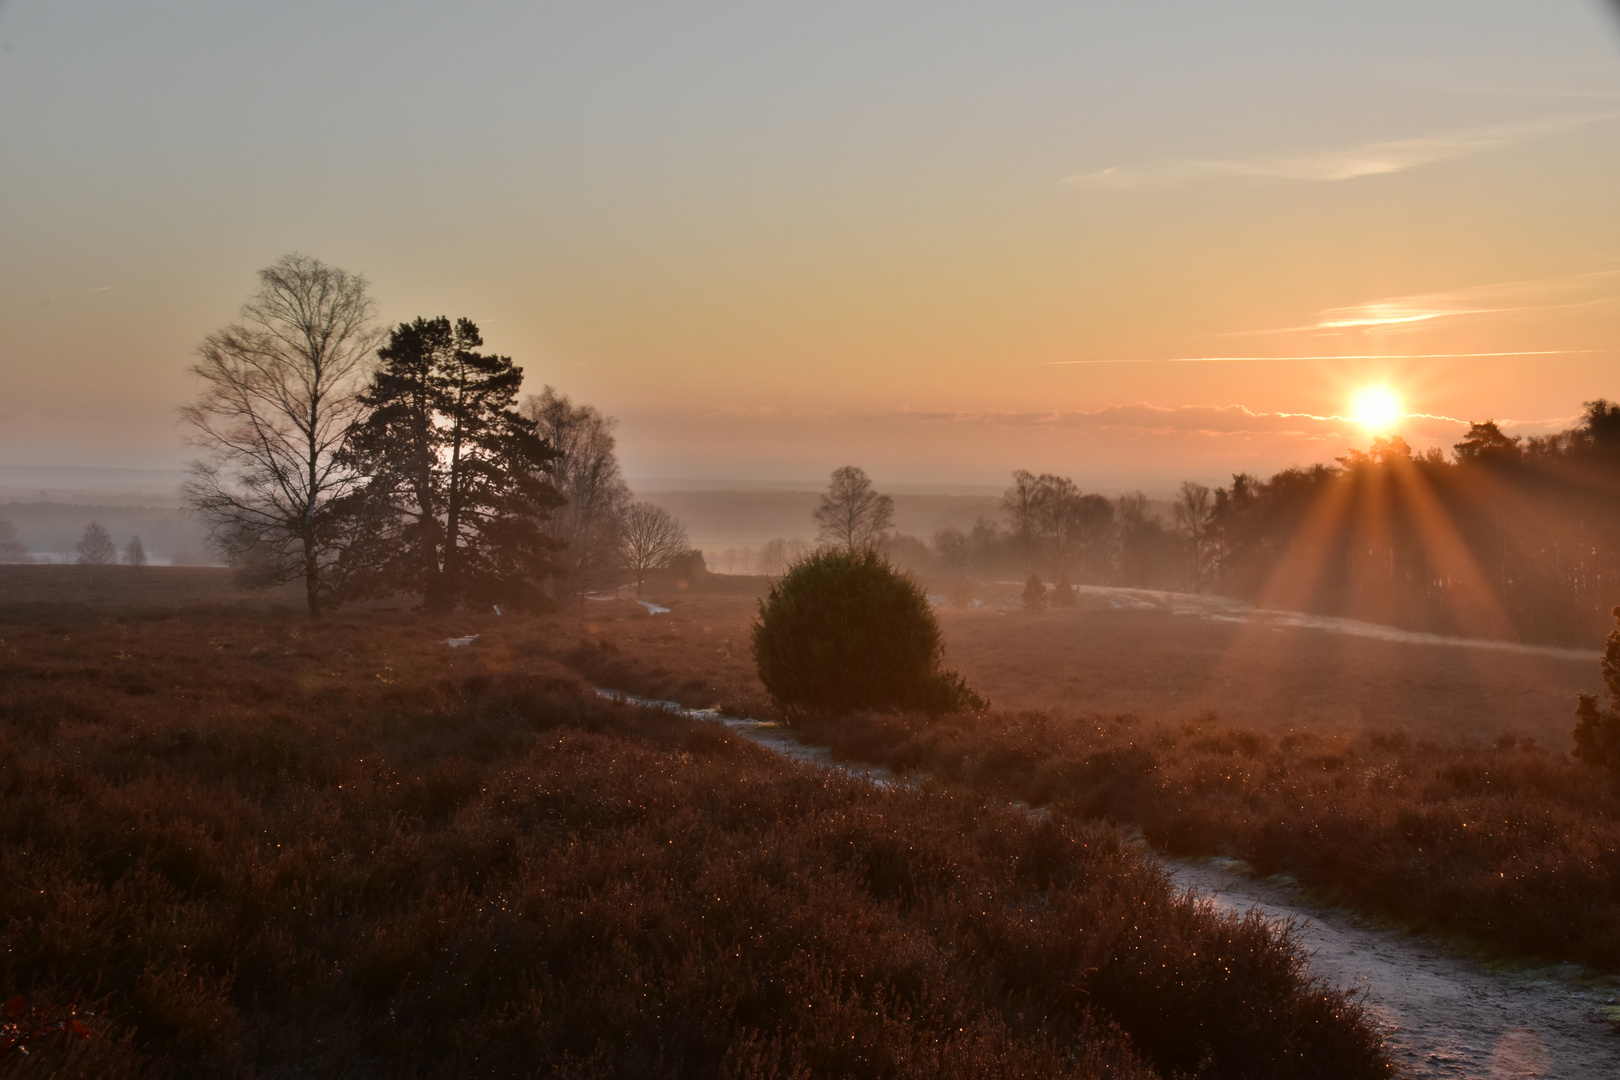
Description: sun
1351,386,1403,432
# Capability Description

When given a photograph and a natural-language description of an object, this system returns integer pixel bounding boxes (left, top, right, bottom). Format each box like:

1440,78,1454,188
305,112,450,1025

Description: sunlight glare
1352,387,1403,432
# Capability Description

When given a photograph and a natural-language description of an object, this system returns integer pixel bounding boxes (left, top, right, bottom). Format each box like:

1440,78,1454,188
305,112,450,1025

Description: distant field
3,566,1599,743
937,597,1598,745
0,565,298,610
561,579,1600,746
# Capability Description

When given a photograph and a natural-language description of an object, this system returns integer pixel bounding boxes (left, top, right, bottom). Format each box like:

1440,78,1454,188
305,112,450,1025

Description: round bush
751,548,985,715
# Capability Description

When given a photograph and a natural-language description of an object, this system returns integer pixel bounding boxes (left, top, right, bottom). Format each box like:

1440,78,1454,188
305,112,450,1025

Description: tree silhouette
813,466,894,553
522,388,631,603
1573,607,1620,770
1172,481,1214,591
618,502,689,596
123,536,148,566
76,522,116,565
1453,421,1521,464
1001,471,1113,577
182,254,381,616
0,520,29,564
341,317,562,613
1021,572,1046,612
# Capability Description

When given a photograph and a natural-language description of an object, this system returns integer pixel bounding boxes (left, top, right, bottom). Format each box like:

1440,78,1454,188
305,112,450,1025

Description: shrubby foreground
0,604,1387,1078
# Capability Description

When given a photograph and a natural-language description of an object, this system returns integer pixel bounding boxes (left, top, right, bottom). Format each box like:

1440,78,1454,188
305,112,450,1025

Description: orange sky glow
1,3,1617,494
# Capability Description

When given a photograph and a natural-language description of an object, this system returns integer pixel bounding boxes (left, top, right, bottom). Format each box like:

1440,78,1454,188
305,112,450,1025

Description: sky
2,2,1618,494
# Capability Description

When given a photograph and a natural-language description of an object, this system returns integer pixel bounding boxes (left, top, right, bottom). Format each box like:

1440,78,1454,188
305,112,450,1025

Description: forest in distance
2,250,1612,650
717,402,1620,650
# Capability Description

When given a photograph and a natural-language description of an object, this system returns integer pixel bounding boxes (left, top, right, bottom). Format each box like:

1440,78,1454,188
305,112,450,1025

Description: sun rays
1352,387,1404,433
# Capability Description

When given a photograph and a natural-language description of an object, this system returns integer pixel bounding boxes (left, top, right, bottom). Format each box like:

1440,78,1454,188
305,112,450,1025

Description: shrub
1022,572,1046,612
1051,572,1078,607
752,548,984,714
1572,606,1620,771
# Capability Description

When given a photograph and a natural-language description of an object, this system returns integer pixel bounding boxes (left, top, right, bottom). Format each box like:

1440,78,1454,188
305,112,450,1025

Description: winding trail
597,689,1620,1078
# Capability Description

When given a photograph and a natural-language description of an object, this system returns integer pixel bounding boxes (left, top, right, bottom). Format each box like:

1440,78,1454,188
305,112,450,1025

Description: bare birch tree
618,501,688,596
76,522,116,565
181,254,382,616
1173,480,1215,591
813,466,894,553
521,387,632,600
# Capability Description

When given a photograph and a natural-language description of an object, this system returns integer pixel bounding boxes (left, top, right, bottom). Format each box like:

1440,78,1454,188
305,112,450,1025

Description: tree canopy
340,317,562,612
813,466,893,553
181,253,381,616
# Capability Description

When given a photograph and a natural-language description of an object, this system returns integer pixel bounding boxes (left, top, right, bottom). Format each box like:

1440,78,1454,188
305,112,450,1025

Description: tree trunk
304,534,322,618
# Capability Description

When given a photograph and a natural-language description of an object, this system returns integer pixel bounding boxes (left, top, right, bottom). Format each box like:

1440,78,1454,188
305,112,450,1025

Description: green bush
752,548,985,715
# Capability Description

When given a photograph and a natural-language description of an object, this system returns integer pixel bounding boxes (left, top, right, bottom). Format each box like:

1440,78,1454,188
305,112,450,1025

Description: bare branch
180,254,380,616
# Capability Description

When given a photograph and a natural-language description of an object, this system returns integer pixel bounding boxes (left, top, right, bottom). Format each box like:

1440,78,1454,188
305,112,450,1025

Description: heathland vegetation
0,598,1389,1077
9,248,1620,1072
555,585,1620,976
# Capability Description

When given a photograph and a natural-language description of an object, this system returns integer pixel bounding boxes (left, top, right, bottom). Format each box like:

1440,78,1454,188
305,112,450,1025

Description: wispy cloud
894,403,1570,440
1044,350,1611,366
1061,114,1615,190
1234,270,1620,337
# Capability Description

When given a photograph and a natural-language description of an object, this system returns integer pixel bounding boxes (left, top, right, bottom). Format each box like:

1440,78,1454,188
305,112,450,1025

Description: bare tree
618,501,689,595
123,536,148,566
756,537,811,576
813,465,894,553
1001,469,1041,566
932,526,972,576
0,520,30,564
1173,480,1215,590
522,387,632,601
76,522,116,565
1000,471,1115,578
181,254,382,616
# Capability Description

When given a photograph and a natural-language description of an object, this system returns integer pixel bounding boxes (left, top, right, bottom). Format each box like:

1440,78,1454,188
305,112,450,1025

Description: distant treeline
889,400,1620,647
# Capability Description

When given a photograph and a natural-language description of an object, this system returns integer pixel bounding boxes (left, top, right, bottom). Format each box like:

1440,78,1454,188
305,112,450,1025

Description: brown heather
532,584,1620,973
0,579,1387,1078
787,709,1620,971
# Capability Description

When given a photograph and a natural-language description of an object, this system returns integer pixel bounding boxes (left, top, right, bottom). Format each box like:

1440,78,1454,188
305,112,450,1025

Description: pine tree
340,317,563,612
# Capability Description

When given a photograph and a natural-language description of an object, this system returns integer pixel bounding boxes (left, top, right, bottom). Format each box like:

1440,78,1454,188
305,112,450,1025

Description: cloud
900,403,1354,438
1061,113,1615,190
1238,270,1620,337
893,403,1569,441
1045,349,1612,366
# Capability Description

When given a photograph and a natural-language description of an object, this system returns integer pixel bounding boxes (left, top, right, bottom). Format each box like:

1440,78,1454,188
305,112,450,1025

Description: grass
785,708,1620,971
0,583,1389,1078
485,577,1620,973
501,578,1598,747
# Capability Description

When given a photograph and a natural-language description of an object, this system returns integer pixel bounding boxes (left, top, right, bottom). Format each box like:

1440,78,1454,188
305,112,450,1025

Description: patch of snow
637,600,671,615
445,635,478,648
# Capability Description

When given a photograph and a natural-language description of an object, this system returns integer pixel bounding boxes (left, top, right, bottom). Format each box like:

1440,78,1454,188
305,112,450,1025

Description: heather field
542,575,1620,972
0,568,1388,1078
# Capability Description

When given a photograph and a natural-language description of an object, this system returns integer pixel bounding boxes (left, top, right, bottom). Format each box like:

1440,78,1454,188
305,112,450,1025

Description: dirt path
599,690,1620,1078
